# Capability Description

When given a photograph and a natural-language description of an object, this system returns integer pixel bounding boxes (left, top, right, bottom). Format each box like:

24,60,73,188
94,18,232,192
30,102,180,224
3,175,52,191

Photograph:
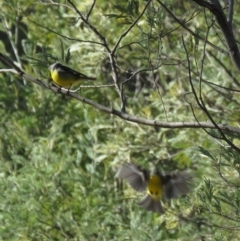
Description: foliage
1,0,240,240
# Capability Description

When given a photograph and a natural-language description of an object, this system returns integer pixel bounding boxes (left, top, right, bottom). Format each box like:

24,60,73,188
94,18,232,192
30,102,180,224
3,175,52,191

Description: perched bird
115,162,192,214
49,62,96,88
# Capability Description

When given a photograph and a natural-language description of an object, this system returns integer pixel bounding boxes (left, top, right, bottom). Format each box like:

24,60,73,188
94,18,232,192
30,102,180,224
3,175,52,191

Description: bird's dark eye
150,190,153,195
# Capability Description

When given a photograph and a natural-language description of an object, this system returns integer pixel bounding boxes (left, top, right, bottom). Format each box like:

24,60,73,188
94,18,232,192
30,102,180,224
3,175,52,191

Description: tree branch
1,52,240,136
66,0,126,112
156,0,228,55
192,0,240,73
227,0,234,27
182,34,240,153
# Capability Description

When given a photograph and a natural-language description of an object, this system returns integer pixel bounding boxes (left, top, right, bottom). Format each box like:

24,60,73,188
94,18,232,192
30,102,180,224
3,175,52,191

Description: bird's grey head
49,62,61,70
150,165,162,176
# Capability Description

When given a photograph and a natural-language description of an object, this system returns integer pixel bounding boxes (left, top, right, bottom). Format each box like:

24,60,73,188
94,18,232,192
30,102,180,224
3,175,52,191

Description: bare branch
0,69,18,74
1,52,240,136
182,36,240,153
110,0,152,112
121,64,162,85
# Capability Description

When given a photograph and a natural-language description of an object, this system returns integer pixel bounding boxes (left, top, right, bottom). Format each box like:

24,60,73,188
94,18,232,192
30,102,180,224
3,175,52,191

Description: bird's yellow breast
51,69,79,87
147,174,163,201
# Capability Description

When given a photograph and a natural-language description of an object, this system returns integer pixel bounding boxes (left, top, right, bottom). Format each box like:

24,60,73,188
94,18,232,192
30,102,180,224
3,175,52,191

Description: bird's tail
138,194,164,214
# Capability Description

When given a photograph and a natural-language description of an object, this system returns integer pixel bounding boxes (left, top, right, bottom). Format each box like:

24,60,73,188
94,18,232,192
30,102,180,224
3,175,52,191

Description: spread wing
115,162,148,192
162,170,192,199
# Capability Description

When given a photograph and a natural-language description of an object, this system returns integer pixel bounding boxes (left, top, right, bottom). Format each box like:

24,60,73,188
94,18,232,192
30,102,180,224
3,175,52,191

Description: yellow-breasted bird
49,62,96,88
115,162,192,214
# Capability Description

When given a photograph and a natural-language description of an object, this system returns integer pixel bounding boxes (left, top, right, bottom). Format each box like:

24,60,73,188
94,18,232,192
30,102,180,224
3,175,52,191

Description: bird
49,62,96,88
115,162,192,214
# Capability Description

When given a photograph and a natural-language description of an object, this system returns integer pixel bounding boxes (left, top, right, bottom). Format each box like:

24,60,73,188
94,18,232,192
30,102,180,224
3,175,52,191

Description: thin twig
27,18,103,46
112,0,152,55
182,33,240,152
66,0,128,111
111,0,152,112
0,69,18,74
208,50,240,87
86,0,96,21
66,0,109,50
121,64,163,85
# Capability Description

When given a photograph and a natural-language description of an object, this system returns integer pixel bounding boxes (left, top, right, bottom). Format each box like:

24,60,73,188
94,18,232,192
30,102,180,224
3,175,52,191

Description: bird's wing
115,162,148,192
59,64,90,78
162,170,192,199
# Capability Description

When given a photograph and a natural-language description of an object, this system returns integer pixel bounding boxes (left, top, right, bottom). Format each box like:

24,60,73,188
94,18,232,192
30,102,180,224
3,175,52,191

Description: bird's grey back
49,62,61,70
